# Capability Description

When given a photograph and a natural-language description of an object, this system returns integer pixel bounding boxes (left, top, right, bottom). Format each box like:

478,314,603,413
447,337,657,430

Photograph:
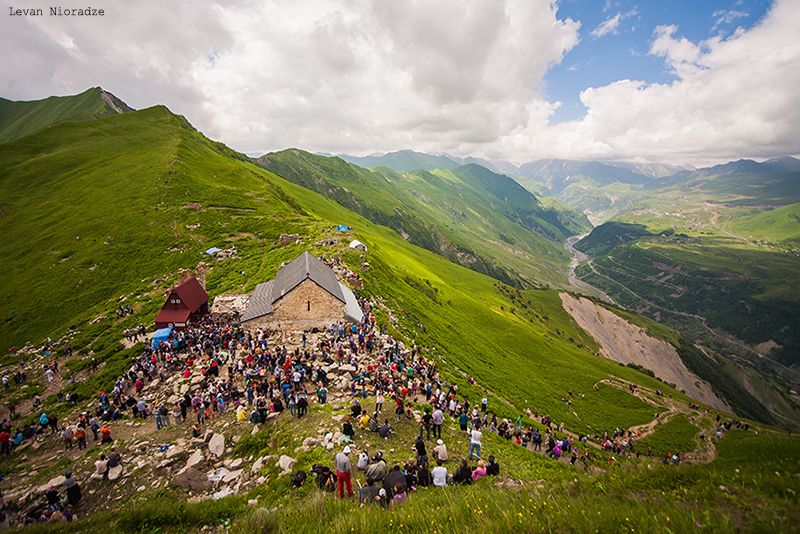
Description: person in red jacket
0,429,11,455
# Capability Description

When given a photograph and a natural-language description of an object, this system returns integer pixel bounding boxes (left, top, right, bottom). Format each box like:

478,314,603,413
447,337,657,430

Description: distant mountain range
339,150,693,190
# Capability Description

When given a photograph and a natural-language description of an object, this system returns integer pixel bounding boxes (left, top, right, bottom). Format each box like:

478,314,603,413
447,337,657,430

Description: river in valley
564,235,615,304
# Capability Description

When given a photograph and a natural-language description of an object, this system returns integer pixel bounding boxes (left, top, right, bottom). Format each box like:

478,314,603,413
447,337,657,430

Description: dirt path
595,377,721,464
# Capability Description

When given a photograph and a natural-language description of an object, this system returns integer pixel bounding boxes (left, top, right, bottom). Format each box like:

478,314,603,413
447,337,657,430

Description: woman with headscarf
63,471,81,507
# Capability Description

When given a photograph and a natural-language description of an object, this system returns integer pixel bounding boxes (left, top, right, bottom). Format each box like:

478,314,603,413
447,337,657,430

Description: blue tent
205,247,222,255
151,326,173,348
336,225,350,232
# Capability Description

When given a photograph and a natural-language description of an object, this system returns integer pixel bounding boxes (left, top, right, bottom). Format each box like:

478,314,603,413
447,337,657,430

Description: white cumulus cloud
490,0,800,165
0,0,798,165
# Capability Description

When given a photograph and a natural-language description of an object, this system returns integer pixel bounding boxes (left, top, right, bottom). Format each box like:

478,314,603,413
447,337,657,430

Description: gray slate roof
241,252,347,322
241,281,274,321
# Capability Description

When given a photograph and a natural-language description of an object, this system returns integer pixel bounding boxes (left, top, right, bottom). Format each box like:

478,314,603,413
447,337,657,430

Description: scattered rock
108,465,124,481
302,437,320,447
212,486,233,500
166,446,185,459
222,469,243,484
279,234,300,244
209,433,226,458
208,467,231,484
38,475,66,493
186,449,205,468
251,457,265,474
173,466,212,492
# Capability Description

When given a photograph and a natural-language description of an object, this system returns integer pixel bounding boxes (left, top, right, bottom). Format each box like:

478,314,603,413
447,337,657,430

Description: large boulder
172,466,212,492
208,433,225,458
276,455,297,475
107,465,123,481
37,475,66,493
338,364,357,373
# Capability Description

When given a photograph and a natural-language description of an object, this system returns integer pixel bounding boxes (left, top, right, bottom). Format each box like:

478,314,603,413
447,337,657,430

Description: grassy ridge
728,203,800,244
2,100,799,533
0,106,314,350
0,87,128,144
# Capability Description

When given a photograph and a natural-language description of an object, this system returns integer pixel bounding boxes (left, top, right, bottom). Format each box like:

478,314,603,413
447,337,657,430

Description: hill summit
0,87,132,143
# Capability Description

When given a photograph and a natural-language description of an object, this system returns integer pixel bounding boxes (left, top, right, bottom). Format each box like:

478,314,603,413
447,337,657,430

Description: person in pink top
471,459,487,481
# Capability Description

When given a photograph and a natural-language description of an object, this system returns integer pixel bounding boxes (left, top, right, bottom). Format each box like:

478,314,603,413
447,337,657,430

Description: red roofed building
154,277,209,329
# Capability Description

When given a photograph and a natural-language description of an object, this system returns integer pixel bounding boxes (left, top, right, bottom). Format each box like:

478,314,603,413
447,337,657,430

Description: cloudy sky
1,0,798,165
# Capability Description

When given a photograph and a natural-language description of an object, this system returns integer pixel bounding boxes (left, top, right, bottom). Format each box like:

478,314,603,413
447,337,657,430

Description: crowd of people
0,278,749,524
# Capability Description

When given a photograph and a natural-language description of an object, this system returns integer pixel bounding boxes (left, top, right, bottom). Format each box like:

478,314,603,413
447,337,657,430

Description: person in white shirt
431,460,448,487
469,424,483,460
357,451,369,471
432,408,444,439
433,439,448,462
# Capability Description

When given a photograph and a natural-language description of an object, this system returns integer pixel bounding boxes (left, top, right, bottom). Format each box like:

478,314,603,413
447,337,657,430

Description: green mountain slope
257,150,589,288
573,156,800,368
728,202,800,243
0,87,131,143
647,157,800,206
339,149,459,171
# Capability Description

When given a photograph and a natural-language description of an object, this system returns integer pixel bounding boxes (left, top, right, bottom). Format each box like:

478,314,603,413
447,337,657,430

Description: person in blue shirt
459,411,469,432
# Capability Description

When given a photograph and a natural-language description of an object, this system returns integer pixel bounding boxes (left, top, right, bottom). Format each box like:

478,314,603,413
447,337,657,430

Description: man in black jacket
383,465,406,498
486,455,500,476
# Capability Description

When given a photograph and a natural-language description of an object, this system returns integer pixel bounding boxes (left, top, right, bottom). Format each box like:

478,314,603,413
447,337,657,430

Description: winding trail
594,377,719,464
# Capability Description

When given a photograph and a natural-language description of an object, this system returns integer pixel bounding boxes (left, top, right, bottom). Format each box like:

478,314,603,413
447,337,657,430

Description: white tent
348,239,367,251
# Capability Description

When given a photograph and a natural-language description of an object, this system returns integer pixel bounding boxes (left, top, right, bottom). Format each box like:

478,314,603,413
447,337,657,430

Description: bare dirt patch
560,293,728,412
